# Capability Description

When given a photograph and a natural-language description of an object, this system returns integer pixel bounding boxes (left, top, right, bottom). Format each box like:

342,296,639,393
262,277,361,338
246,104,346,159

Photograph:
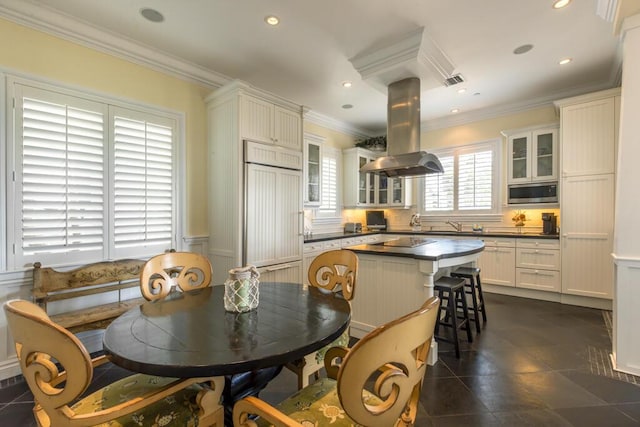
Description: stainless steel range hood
360,77,443,177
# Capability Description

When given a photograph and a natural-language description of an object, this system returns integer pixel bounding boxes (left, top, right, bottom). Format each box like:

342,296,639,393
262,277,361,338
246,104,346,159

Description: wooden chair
286,249,358,389
4,299,224,427
140,251,213,300
233,296,440,427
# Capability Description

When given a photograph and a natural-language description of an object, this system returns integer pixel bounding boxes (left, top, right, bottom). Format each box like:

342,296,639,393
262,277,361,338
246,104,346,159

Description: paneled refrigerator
243,141,303,282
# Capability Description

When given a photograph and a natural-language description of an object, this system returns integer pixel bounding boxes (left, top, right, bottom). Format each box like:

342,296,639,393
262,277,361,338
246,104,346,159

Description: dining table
102,281,351,425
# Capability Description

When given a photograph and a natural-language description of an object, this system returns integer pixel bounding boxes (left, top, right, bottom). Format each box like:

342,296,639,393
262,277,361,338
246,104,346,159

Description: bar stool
451,266,487,333
434,276,472,358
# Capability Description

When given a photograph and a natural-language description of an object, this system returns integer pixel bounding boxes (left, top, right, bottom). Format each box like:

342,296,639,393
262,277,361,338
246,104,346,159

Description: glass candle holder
224,265,260,312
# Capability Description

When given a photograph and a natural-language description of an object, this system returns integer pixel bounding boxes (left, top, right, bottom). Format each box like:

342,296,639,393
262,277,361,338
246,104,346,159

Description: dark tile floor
2,293,640,426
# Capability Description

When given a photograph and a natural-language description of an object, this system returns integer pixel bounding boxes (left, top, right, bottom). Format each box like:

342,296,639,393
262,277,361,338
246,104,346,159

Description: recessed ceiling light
513,44,534,55
553,0,571,9
451,108,460,114
559,57,572,65
342,104,353,109
342,81,352,88
457,88,467,94
140,8,164,23
265,15,280,26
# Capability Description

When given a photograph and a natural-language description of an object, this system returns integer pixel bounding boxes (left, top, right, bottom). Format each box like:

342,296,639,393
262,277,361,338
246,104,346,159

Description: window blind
21,97,105,256
424,155,454,211
113,116,173,249
458,150,492,210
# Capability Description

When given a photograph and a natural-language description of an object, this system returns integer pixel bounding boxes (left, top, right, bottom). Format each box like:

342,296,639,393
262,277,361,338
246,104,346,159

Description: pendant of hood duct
359,77,444,177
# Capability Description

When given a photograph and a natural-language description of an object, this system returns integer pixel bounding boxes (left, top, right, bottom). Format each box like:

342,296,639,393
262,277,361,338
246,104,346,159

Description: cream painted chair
233,296,440,427
4,299,224,427
140,251,213,300
286,249,358,389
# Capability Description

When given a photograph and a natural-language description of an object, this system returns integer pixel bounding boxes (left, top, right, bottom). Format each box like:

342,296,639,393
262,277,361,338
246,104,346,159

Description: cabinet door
304,140,321,206
478,246,516,287
508,132,530,184
240,95,273,144
561,97,615,177
245,164,302,267
532,128,558,181
378,175,388,204
561,174,614,298
274,106,302,150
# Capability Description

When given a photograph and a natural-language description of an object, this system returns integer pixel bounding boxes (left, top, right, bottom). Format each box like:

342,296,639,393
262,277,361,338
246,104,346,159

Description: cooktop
380,237,436,248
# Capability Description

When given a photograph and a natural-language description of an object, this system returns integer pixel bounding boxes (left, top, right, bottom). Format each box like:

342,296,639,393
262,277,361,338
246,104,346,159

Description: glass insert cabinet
504,124,558,185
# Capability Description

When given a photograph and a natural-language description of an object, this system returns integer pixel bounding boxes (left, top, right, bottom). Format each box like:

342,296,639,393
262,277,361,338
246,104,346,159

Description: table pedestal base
223,366,283,426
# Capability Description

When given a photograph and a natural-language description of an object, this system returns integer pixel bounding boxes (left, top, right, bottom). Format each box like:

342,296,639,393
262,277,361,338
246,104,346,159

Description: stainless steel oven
508,182,558,204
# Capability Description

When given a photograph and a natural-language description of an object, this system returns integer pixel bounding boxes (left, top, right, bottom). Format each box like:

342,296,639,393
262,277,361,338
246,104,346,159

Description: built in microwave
508,182,558,204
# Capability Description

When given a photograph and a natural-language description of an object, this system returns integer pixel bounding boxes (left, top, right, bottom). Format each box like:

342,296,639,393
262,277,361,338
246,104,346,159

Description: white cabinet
206,81,303,285
240,93,302,150
303,134,324,206
477,238,516,287
516,239,561,292
555,89,620,300
258,261,303,283
504,124,558,184
343,147,411,208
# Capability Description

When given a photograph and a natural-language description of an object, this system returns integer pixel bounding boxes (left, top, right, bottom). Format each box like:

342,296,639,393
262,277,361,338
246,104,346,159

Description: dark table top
344,238,485,261
103,282,351,378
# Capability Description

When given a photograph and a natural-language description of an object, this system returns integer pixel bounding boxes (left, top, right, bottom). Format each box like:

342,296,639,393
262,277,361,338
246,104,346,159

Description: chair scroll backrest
140,252,213,301
4,300,93,419
335,296,440,426
307,249,358,300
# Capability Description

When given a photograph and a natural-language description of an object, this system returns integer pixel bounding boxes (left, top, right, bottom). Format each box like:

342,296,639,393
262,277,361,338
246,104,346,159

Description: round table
103,281,351,378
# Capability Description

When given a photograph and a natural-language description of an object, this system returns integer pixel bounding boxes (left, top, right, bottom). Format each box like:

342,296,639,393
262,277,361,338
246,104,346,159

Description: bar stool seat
451,266,487,333
434,276,472,358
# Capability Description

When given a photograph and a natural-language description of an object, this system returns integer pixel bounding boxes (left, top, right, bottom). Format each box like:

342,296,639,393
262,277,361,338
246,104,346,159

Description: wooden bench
32,259,147,333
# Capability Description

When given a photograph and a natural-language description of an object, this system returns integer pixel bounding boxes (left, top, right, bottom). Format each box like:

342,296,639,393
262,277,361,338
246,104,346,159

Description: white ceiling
0,0,622,135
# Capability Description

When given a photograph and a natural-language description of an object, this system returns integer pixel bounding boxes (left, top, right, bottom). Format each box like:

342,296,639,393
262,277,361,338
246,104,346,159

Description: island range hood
360,77,444,177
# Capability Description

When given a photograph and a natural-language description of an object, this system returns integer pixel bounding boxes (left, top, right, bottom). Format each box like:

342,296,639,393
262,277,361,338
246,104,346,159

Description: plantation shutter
111,108,174,257
16,86,106,266
458,150,493,210
320,146,339,213
424,155,454,211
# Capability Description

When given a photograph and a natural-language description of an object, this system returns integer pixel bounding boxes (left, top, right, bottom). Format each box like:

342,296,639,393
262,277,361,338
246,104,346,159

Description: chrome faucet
446,220,463,232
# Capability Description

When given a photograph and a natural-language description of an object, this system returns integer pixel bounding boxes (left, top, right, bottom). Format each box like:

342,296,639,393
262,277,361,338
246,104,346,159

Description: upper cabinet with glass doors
503,124,559,184
343,147,412,208
303,133,324,206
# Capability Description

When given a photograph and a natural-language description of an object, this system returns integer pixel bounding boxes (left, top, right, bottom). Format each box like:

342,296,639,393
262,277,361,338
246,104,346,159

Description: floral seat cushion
314,328,350,364
254,377,381,427
70,374,203,427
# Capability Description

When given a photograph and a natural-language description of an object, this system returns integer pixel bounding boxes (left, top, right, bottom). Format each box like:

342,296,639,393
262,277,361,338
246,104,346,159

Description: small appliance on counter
542,212,558,235
365,210,387,231
344,222,362,233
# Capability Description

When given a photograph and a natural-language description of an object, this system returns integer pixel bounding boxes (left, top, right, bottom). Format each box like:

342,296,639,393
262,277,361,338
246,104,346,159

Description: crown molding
423,79,619,131
0,0,231,88
304,110,374,139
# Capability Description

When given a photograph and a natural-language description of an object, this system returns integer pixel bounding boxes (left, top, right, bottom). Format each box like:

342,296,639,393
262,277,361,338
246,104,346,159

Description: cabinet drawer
304,242,325,253
323,240,342,250
516,238,560,250
516,268,560,292
480,237,516,248
516,248,560,270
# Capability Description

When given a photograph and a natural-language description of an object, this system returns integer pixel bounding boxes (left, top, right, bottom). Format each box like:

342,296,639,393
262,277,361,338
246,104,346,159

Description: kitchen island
343,237,484,364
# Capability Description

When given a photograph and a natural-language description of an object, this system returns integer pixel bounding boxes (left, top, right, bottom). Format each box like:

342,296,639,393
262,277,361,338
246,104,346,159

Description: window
318,146,341,218
421,139,500,216
8,79,180,269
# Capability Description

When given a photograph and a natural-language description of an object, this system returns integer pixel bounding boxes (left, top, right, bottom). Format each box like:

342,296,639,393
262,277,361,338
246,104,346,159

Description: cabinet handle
266,264,292,272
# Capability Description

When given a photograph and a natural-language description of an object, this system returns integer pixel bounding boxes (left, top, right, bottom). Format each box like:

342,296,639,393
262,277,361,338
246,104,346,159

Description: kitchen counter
343,238,485,262
304,229,559,243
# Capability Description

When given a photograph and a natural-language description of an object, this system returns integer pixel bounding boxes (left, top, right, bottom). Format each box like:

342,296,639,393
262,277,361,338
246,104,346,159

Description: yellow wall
304,121,359,149
0,18,212,236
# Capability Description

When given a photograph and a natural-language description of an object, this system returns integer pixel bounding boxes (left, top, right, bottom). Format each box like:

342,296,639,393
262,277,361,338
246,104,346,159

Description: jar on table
224,265,260,312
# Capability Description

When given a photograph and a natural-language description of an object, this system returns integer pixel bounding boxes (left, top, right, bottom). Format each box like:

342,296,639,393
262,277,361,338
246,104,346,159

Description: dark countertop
304,229,559,243
343,238,485,262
